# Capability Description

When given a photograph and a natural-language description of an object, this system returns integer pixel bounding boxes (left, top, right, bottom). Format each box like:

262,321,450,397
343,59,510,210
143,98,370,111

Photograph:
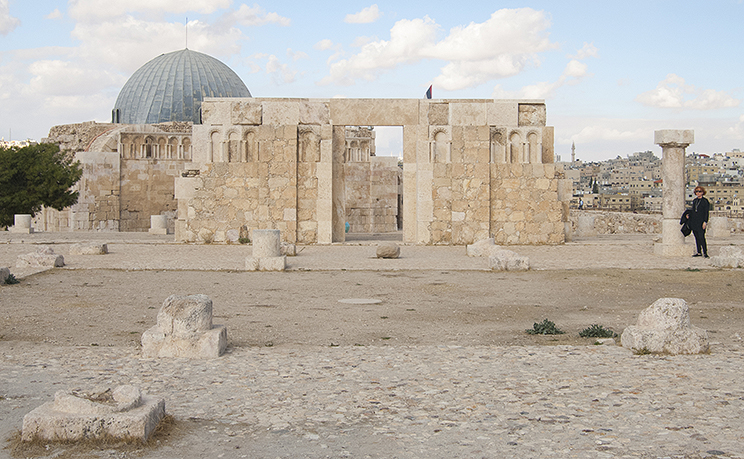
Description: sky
1,1,743,162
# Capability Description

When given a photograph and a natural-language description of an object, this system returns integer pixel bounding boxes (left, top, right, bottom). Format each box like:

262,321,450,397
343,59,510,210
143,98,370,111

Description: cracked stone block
17,246,64,268
69,243,108,255
621,298,709,354
22,385,165,443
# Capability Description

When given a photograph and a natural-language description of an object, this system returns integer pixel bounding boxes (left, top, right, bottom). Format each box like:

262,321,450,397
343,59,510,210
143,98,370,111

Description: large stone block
489,249,529,271
69,243,109,255
710,246,744,268
621,298,709,354
466,238,496,257
0,266,9,284
22,386,165,443
141,294,227,359
17,246,65,268
376,242,400,258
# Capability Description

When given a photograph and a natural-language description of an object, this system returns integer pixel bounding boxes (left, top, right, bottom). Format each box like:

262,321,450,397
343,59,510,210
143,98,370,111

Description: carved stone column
654,130,694,257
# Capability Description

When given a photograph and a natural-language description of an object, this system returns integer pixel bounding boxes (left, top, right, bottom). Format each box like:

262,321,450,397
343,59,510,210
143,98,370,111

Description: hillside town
560,146,744,215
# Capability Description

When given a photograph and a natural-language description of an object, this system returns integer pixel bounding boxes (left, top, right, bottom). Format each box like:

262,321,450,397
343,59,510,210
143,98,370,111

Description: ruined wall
345,157,399,233
178,98,567,245
491,164,565,245
119,159,184,232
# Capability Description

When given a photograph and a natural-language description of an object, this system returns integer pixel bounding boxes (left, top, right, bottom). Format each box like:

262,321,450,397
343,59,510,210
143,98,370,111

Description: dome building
112,48,251,125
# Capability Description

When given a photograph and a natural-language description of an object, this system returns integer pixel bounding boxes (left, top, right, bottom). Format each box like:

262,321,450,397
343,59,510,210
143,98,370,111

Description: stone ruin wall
177,98,568,245
38,123,193,232
345,157,400,233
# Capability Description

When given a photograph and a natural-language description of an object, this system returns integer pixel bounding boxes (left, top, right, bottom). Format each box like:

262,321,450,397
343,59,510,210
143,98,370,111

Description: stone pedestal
22,386,165,443
246,229,286,271
142,294,227,359
653,130,695,257
149,215,168,234
10,214,33,233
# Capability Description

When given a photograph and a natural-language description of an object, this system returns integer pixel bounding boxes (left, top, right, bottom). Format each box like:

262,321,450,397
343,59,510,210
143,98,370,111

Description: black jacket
688,197,710,230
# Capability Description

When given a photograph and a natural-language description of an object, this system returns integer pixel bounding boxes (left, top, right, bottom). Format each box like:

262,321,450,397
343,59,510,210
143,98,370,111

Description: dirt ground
3,267,743,349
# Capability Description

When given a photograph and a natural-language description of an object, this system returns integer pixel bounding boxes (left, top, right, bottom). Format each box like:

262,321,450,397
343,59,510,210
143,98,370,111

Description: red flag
425,85,432,99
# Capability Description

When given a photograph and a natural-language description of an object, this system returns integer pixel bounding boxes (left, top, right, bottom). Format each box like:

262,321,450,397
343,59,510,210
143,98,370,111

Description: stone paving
1,231,743,458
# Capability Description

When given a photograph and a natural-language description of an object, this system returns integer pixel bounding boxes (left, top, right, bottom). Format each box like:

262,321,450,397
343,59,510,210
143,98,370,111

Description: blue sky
1,0,743,162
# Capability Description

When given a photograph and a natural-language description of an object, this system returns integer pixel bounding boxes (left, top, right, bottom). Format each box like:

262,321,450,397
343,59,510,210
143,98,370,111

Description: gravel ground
1,231,743,458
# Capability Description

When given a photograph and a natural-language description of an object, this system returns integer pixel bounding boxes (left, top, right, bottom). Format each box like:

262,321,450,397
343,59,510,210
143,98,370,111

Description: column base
654,242,695,257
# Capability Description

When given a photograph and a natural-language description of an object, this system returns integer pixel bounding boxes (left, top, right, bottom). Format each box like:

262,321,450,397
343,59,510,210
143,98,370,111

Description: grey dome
112,48,251,124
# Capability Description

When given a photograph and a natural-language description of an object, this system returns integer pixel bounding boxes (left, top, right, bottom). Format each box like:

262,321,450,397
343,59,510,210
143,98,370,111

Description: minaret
571,141,576,162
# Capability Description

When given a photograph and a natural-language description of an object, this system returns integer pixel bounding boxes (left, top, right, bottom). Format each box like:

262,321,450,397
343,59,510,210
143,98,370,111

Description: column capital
654,129,694,148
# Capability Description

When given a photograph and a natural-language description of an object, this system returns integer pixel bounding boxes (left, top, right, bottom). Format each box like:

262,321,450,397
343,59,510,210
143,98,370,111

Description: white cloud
287,48,308,61
569,42,597,59
491,59,587,100
0,0,20,35
265,55,297,84
322,8,556,89
46,9,63,20
636,74,740,110
314,39,336,51
344,4,381,24
218,4,290,27
68,0,231,22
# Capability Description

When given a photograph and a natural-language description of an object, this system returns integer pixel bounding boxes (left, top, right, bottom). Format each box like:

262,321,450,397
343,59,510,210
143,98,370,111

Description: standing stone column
654,130,694,257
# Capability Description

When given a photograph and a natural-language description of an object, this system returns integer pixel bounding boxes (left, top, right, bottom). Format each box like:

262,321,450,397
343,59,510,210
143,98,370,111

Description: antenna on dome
185,17,188,49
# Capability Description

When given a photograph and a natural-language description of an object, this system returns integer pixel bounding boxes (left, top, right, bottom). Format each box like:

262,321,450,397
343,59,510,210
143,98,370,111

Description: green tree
0,143,82,228
592,180,599,194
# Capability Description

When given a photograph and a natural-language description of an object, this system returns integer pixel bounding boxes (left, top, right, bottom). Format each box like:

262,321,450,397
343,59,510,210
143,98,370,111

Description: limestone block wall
345,157,399,233
119,159,184,232
178,97,566,246
491,164,565,245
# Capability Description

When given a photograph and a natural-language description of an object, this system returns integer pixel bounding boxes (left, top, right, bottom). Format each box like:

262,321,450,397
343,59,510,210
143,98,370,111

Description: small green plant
526,319,565,335
4,273,20,284
579,324,617,338
238,237,251,244
633,347,652,355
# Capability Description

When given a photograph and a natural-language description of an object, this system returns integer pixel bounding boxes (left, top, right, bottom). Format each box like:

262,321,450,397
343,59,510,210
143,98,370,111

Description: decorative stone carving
17,246,65,268
376,242,400,259
621,298,709,354
141,294,227,359
22,385,165,442
489,249,529,271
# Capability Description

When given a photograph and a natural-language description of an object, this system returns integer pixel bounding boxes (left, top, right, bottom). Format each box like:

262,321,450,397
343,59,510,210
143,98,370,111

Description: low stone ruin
69,242,109,255
489,249,530,271
621,298,709,354
22,385,165,443
16,246,65,268
466,238,496,257
376,242,400,259
141,294,227,358
246,229,286,271
710,246,744,268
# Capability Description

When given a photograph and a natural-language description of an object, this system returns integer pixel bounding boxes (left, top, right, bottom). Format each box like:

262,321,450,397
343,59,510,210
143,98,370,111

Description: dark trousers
692,227,707,255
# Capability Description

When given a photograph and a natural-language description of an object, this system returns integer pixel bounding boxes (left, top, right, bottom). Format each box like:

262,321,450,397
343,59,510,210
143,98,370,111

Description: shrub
526,319,565,335
4,273,19,285
579,324,617,338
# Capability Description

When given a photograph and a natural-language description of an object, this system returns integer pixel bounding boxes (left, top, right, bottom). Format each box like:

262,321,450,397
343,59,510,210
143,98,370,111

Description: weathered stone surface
141,294,227,358
710,246,744,268
22,385,164,442
489,249,529,271
245,256,286,271
281,242,297,256
621,298,709,355
252,229,281,258
0,267,9,284
16,246,65,268
376,242,400,259
69,242,108,255
466,238,495,257
10,214,33,233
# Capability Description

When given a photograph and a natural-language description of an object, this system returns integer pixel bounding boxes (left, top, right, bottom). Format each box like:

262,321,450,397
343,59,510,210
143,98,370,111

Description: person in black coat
686,185,710,258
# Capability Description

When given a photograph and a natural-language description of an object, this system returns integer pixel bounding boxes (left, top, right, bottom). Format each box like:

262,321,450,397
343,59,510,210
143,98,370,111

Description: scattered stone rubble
69,242,108,255
376,242,400,259
16,246,65,268
710,246,744,268
489,249,530,271
141,294,227,359
621,298,709,354
22,385,165,443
